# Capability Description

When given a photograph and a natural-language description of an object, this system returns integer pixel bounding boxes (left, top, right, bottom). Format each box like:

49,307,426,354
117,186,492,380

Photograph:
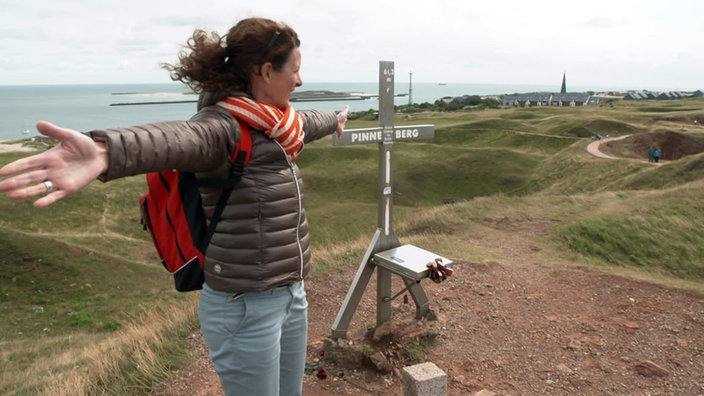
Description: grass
404,335,438,364
556,185,704,279
2,97,704,393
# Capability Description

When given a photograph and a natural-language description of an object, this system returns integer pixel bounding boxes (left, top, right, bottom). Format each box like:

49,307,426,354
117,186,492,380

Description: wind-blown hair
162,17,300,95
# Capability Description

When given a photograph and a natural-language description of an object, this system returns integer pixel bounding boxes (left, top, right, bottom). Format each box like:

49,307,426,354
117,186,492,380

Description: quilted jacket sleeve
299,110,338,143
89,106,240,182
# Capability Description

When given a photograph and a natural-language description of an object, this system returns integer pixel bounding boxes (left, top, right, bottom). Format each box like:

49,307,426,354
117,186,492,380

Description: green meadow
1,97,704,394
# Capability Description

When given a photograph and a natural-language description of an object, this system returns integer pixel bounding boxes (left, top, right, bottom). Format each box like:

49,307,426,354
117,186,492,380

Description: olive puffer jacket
90,98,339,293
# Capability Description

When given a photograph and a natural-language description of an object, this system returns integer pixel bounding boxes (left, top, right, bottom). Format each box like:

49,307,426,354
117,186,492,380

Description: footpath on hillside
586,135,632,160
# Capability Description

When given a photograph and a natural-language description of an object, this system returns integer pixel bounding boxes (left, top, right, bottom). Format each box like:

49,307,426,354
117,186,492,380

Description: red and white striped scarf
217,96,304,163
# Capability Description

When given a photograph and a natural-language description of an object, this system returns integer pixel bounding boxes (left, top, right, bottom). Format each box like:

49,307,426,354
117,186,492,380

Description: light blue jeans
198,281,308,396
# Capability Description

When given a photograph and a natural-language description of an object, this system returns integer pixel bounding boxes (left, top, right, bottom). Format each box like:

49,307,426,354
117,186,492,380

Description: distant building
623,91,650,100
551,93,591,106
497,73,701,106
498,72,597,107
500,92,594,107
500,93,550,107
656,91,683,100
622,90,700,100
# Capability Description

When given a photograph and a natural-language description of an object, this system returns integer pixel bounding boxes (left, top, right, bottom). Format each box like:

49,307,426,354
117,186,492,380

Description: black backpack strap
197,122,253,252
199,185,235,251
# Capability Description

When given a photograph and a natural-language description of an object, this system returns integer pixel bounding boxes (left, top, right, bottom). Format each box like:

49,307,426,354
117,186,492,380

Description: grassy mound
2,96,704,393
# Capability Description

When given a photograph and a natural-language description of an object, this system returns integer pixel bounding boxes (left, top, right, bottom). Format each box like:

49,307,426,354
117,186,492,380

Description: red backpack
139,123,252,292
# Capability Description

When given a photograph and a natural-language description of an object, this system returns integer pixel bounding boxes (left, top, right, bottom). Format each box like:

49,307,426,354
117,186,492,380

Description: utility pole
409,71,413,106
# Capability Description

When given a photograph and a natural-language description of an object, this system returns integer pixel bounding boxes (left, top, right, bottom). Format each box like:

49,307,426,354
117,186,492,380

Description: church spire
560,72,567,94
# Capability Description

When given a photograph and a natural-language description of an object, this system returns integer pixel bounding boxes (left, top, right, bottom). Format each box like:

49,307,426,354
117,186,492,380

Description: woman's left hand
336,105,349,138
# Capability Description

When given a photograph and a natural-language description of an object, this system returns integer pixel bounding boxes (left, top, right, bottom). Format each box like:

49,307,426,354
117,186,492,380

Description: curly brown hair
162,18,300,95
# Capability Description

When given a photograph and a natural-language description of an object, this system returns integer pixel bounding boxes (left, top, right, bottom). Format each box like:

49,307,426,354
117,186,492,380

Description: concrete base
402,362,447,396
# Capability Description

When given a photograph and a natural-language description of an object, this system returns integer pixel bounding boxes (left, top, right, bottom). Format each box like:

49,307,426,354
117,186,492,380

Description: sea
0,81,567,141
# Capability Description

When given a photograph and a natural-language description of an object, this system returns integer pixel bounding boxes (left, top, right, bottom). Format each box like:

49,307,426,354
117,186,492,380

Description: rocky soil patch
152,258,704,395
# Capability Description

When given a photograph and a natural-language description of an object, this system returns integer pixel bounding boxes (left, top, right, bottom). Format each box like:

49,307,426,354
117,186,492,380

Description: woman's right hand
0,121,108,208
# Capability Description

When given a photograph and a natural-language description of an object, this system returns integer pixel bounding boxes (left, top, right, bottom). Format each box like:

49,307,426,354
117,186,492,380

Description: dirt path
586,135,631,159
0,142,35,154
152,235,704,395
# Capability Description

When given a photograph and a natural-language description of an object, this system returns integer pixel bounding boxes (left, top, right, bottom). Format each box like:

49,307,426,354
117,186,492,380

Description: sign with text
331,61,441,340
333,125,435,146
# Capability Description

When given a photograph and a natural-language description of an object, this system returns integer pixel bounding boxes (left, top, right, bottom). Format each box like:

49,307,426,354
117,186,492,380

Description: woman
0,17,348,396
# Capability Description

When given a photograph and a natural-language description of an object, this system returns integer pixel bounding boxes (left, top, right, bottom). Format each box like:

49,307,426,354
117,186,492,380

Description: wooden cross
330,61,450,340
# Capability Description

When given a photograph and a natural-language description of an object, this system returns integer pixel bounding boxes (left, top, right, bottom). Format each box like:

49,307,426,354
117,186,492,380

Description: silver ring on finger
42,180,54,193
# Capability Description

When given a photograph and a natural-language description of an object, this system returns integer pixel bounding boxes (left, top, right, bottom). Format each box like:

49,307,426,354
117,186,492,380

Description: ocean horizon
0,81,685,141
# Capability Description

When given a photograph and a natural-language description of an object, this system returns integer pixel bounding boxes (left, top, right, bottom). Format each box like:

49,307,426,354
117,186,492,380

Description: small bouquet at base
426,258,453,283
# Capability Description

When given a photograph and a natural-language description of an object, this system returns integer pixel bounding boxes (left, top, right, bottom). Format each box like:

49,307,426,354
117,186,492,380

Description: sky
2,0,703,91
